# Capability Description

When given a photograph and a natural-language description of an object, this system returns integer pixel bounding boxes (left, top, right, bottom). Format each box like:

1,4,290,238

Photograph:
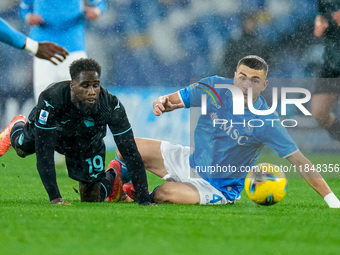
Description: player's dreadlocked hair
69,58,102,80
237,55,268,75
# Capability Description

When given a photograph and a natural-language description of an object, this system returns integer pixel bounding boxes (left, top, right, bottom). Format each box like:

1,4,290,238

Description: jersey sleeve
261,116,299,158
88,0,107,13
114,129,151,204
34,91,59,130
107,99,132,136
0,18,26,49
34,90,62,201
35,127,61,201
317,0,327,16
178,77,213,108
19,0,33,20
107,97,150,204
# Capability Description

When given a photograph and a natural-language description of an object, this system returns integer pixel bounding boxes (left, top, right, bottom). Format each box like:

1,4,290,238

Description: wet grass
1,149,339,255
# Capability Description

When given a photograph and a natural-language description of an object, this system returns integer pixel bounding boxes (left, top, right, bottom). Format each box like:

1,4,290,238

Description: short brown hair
237,55,268,75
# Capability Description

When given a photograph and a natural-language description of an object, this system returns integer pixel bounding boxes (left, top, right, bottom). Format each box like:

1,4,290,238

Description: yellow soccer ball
244,163,287,205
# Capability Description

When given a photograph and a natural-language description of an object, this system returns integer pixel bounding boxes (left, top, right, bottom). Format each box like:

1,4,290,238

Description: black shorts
313,76,340,95
18,122,107,182
314,42,340,95
63,140,106,182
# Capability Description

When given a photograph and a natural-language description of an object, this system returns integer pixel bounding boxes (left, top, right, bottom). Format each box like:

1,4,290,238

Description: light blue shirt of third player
179,75,299,201
19,0,106,52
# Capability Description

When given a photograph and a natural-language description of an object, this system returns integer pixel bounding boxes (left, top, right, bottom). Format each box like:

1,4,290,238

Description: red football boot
106,160,123,202
122,182,137,201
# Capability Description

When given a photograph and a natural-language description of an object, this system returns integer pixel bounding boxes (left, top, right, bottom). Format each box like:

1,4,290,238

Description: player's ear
262,80,269,91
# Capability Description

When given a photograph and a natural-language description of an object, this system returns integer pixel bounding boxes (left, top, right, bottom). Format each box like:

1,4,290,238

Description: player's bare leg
116,138,201,204
116,138,168,178
311,93,337,128
153,182,200,204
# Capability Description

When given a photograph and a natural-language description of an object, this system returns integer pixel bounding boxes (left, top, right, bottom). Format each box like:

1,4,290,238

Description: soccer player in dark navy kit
0,58,151,205
312,0,340,141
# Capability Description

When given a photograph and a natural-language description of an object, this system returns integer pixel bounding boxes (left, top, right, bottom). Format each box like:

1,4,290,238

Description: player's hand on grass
36,42,69,65
50,198,71,205
138,201,157,206
153,96,184,116
314,15,328,37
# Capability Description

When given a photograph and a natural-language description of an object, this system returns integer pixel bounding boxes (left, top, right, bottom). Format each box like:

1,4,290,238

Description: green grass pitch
1,148,340,255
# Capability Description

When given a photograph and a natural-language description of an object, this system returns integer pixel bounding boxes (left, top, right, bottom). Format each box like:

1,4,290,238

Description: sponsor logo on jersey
38,110,49,125
61,120,71,124
114,101,120,111
217,124,249,146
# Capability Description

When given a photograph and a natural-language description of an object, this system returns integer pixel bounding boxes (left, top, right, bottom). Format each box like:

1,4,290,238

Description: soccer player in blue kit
19,0,106,102
0,17,68,64
118,55,340,208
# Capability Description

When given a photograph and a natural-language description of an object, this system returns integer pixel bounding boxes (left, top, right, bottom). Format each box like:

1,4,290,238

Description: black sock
10,121,25,149
100,169,116,201
326,118,340,141
149,185,160,203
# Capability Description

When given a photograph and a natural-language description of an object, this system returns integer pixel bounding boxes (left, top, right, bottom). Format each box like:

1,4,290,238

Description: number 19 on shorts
86,155,104,178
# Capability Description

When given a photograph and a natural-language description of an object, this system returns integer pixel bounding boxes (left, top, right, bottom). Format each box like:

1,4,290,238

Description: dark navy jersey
30,81,131,139
317,0,340,73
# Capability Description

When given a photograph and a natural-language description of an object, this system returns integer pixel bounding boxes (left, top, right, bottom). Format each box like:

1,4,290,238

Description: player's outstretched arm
114,130,152,205
286,151,340,208
35,127,64,203
0,18,68,64
153,93,184,116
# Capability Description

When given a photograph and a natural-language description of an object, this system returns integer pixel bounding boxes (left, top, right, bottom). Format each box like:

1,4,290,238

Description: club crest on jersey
38,110,49,125
83,119,94,127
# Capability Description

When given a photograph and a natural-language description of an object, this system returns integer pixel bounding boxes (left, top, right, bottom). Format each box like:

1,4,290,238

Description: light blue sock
115,153,131,184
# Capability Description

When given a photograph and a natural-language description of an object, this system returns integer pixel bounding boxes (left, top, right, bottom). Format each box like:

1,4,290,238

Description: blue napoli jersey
0,18,26,49
19,0,106,52
179,75,298,201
